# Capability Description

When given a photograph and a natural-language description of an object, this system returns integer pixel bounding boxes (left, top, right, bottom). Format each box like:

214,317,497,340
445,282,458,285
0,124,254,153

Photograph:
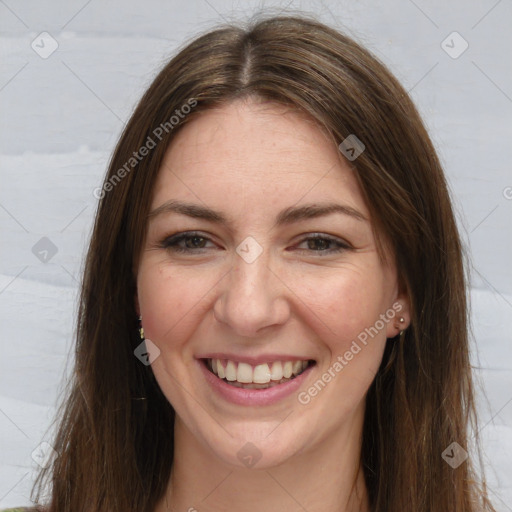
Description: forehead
151,99,368,219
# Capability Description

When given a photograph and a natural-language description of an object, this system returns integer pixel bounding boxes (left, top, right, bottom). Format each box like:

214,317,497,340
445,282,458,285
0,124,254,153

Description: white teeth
283,361,293,378
292,360,303,376
237,362,253,383
253,363,271,384
225,360,237,381
209,358,311,385
270,361,283,381
217,360,225,379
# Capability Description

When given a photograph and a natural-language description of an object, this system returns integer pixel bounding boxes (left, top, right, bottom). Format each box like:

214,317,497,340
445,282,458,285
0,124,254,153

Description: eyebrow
147,200,367,225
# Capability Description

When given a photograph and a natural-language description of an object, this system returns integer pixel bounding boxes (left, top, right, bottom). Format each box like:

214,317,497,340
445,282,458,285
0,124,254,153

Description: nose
213,250,291,337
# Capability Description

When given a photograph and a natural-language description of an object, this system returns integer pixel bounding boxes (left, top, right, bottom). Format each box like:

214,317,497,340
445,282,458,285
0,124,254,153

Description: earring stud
397,317,406,338
138,315,144,340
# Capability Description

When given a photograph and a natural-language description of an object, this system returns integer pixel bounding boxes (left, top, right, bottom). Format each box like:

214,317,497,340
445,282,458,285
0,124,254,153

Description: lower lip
197,359,315,406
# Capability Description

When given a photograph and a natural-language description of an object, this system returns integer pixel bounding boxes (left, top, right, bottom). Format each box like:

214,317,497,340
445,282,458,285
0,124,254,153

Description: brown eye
185,235,207,248
307,238,331,251
160,232,216,253
295,234,351,255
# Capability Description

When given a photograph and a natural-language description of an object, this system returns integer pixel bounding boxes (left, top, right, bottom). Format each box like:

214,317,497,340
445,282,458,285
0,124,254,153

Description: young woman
11,14,495,512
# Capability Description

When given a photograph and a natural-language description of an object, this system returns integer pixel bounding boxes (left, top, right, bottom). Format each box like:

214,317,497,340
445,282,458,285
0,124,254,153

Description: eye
159,231,217,253
157,232,350,256
294,234,351,255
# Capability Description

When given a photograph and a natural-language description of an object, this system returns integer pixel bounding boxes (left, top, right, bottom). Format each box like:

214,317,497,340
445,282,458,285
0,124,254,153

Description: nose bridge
214,247,288,335
231,250,269,298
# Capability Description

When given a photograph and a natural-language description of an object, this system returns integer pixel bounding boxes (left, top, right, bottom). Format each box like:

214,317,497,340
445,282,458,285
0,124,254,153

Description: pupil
308,238,329,250
187,236,205,248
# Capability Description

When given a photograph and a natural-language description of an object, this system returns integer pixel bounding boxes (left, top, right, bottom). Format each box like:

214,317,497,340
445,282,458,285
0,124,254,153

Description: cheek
297,266,390,346
136,263,211,347
294,270,391,429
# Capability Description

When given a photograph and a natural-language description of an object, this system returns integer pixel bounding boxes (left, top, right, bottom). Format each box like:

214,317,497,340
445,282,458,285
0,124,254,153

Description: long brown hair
33,14,495,512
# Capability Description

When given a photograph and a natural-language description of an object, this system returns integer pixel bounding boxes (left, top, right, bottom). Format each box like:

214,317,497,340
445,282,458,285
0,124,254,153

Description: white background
0,0,511,510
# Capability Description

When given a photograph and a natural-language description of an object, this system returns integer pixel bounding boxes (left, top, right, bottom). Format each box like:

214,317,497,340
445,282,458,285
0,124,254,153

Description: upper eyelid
160,231,344,242
161,231,216,246
160,231,350,250
294,235,351,251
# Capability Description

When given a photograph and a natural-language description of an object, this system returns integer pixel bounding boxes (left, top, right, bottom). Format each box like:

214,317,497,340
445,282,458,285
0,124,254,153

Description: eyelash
158,231,350,255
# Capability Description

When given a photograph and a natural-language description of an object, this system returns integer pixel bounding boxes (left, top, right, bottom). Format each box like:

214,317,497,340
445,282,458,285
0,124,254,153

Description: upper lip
196,353,314,366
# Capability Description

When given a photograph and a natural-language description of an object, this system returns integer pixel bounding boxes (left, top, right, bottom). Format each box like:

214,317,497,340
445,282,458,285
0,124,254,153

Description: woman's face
136,98,408,469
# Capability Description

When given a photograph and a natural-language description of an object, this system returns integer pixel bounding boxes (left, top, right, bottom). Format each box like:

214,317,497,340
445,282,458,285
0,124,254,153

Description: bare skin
136,98,410,512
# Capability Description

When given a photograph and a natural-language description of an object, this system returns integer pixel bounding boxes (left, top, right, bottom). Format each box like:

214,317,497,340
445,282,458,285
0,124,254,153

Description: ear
385,290,411,338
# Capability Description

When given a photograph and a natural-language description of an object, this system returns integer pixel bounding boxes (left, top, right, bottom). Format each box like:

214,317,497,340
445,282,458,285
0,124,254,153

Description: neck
156,409,370,512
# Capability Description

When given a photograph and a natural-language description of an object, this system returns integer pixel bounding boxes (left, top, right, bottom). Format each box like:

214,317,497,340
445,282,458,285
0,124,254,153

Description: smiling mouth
203,358,316,389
